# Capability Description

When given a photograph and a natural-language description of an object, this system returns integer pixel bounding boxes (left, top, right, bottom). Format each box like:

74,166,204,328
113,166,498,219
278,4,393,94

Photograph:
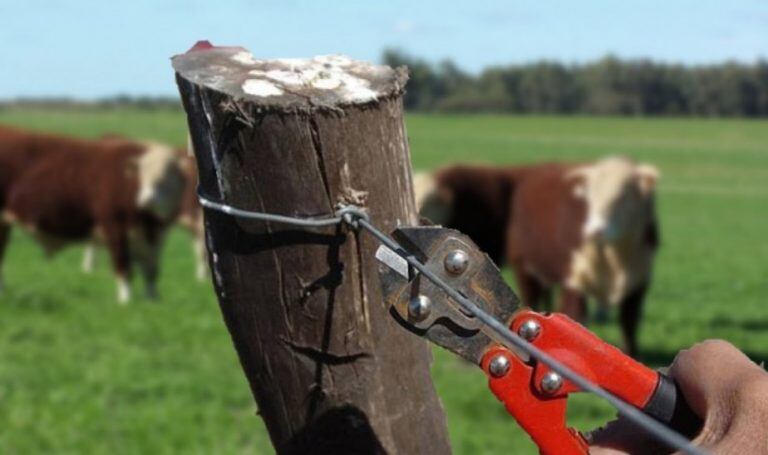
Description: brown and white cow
0,126,186,303
416,156,659,356
81,136,208,282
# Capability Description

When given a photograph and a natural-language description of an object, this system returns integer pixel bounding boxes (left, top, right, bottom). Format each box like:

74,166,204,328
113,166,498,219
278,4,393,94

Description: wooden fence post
173,43,451,454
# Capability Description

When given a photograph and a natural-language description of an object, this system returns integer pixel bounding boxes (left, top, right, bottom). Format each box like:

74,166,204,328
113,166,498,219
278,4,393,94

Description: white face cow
135,143,186,222
569,156,659,242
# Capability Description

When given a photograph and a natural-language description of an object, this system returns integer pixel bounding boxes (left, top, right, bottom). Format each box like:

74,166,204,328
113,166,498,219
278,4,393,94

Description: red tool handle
480,311,700,454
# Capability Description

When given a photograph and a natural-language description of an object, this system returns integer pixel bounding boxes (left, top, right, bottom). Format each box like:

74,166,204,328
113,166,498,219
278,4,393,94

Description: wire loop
336,205,369,229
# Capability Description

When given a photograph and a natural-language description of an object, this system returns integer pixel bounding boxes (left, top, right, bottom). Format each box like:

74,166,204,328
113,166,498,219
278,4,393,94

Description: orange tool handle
480,311,700,454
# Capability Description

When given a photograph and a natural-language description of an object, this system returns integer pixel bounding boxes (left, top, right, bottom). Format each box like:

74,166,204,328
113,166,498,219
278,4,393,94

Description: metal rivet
541,372,563,394
408,295,432,321
444,249,469,275
488,354,511,378
518,319,541,341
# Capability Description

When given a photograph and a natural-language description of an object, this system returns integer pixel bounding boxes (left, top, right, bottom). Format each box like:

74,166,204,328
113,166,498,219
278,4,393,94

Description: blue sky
1,0,766,99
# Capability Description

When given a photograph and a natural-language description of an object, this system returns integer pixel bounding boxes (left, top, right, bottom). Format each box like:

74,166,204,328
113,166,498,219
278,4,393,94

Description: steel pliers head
376,226,523,365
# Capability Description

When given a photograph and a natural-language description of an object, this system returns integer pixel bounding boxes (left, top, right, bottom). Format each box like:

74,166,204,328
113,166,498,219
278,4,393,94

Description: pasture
0,108,766,454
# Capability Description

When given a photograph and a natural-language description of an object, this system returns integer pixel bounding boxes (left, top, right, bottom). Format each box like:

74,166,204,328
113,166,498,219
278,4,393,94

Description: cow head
135,143,187,222
569,156,658,242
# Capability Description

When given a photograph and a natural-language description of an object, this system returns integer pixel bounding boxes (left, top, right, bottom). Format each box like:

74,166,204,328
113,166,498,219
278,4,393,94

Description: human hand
589,340,768,454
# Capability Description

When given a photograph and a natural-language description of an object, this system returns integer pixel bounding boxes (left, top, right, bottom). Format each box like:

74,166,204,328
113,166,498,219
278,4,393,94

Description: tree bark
173,42,451,454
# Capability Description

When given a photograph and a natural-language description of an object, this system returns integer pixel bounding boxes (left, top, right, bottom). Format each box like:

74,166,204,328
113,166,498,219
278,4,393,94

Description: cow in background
0,126,186,303
415,156,659,357
0,125,84,292
81,135,208,282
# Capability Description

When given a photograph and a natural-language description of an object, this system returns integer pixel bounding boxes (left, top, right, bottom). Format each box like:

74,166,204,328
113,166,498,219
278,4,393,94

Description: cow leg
82,242,96,273
619,283,648,358
0,222,11,293
559,288,588,324
104,226,132,304
513,268,546,310
139,240,160,300
132,227,163,300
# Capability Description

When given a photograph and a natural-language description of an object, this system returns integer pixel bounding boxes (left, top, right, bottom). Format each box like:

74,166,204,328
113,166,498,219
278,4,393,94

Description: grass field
0,108,766,454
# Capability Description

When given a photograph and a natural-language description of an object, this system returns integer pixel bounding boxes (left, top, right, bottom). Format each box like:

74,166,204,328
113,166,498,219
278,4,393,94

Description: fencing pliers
376,226,701,455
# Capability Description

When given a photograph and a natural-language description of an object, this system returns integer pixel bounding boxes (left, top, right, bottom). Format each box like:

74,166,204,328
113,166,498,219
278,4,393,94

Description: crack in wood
308,117,333,205
277,262,294,334
352,230,371,333
281,336,370,366
223,98,256,128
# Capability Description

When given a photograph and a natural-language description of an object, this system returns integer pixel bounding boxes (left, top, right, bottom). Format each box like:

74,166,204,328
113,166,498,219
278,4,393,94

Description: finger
670,339,768,450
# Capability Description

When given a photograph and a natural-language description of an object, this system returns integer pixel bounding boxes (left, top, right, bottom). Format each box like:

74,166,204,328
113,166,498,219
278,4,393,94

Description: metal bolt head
541,372,563,394
444,249,469,275
518,319,541,341
408,295,432,321
488,354,511,378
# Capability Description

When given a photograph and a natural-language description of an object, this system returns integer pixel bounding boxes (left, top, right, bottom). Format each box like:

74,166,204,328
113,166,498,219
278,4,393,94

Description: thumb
669,340,768,452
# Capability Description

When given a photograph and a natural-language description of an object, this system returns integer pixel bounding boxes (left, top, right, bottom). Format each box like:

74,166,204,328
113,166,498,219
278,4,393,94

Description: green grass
0,108,767,454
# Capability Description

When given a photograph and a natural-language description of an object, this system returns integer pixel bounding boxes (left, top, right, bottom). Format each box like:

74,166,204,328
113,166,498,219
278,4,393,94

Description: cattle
81,136,208,282
416,156,659,357
0,127,57,294
0,126,186,303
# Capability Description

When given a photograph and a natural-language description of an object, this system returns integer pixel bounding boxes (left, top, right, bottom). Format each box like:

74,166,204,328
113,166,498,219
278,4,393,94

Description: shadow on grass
708,315,768,332
1,291,64,313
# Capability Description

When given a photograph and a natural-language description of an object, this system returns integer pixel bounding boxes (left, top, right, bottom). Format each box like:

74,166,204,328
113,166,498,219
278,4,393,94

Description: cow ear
636,164,659,195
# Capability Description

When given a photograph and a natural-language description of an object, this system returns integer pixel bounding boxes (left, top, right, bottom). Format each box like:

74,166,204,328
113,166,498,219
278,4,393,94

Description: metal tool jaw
376,226,522,365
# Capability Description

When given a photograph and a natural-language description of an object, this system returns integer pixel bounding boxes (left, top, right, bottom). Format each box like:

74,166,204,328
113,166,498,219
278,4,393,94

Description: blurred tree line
383,50,768,116
0,96,181,111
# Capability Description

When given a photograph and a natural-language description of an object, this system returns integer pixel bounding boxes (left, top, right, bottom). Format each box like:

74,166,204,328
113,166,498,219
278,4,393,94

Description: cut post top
173,42,408,111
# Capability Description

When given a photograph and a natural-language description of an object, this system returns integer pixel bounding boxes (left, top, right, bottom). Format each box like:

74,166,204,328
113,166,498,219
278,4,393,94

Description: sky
0,0,766,99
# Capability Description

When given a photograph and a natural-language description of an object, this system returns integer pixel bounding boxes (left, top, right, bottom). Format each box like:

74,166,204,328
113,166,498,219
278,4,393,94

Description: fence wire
198,192,706,455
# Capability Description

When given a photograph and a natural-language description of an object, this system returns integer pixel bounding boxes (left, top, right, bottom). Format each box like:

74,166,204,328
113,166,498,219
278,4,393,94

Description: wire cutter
376,226,700,455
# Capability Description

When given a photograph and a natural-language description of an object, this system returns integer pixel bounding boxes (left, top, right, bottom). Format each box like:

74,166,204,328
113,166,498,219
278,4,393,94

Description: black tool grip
643,373,702,439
